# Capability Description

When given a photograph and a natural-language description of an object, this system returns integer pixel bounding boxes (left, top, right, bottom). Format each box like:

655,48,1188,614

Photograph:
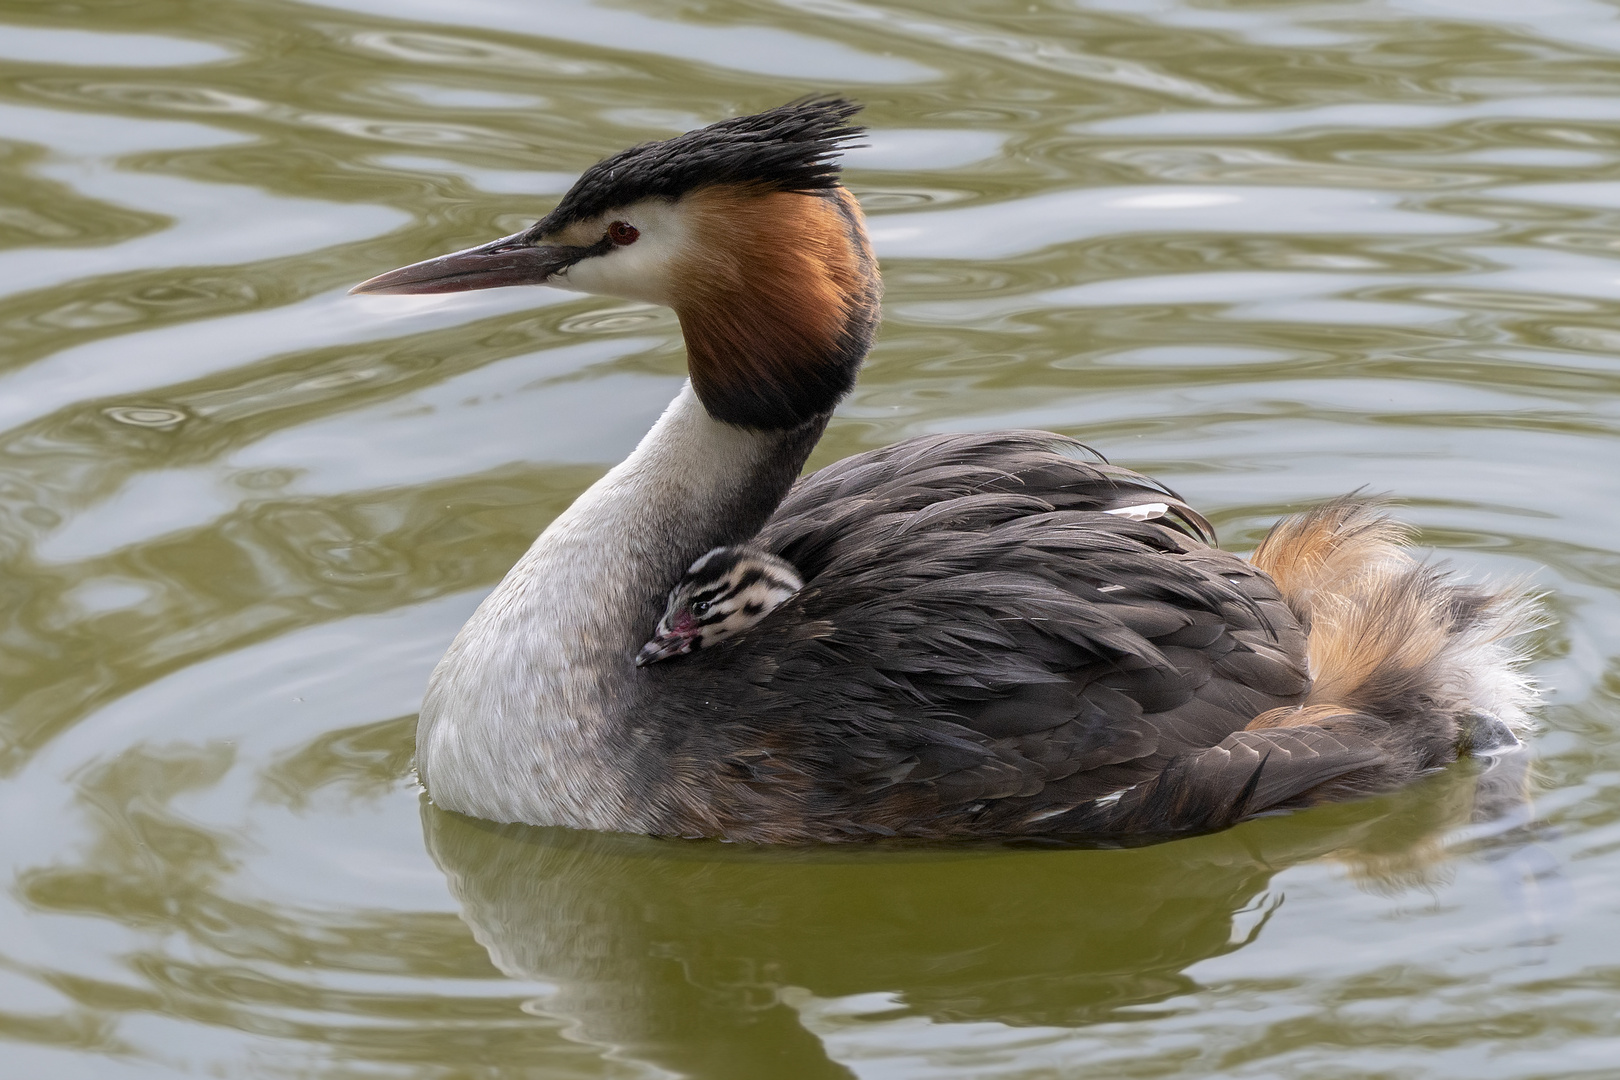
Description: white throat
415,383,813,829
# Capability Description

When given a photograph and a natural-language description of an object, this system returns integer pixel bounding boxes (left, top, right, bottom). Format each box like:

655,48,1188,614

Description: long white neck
416,383,823,829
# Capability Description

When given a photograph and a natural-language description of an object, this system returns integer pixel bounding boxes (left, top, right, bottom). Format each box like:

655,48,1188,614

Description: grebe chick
637,546,803,666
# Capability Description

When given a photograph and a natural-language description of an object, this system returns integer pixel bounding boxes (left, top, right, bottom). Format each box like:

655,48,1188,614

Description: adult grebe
354,98,1536,842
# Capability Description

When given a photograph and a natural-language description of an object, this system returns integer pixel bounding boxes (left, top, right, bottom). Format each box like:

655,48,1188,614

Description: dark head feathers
682,546,757,591
535,97,864,233
677,545,805,603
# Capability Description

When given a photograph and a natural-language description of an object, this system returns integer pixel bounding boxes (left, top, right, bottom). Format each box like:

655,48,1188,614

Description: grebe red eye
608,221,639,246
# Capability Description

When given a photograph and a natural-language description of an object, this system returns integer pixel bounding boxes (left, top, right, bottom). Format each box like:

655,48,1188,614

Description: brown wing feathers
630,434,1297,839
1080,726,1387,837
1083,497,1538,835
628,441,1534,842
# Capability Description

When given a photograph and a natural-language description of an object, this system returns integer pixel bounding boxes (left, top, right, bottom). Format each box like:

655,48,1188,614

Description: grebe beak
350,231,607,295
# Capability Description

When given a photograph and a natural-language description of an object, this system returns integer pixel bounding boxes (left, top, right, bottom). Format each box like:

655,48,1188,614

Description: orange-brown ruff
353,98,1538,842
678,186,877,428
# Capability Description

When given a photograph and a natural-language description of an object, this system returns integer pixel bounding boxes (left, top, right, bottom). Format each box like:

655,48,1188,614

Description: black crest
535,97,864,232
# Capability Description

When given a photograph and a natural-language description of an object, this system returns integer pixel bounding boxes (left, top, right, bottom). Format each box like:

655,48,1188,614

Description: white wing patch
1104,502,1170,522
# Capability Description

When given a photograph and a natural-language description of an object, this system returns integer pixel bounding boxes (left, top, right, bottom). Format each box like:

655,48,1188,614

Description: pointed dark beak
350,231,606,295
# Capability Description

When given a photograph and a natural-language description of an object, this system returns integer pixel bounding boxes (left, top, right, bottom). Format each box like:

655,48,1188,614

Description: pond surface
2,0,1619,1076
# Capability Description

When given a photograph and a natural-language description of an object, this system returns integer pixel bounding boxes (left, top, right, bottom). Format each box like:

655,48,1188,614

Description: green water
2,1,1618,1076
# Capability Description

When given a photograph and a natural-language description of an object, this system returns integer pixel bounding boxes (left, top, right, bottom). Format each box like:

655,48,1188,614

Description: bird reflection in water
421,750,1548,1079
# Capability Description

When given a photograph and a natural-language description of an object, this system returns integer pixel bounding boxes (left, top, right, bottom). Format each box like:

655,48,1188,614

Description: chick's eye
608,221,639,246
691,600,710,616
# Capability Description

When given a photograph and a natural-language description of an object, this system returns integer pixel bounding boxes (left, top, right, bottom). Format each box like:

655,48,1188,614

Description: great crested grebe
354,98,1536,842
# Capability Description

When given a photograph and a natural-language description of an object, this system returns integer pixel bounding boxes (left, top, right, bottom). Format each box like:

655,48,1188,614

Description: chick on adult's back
353,98,1537,842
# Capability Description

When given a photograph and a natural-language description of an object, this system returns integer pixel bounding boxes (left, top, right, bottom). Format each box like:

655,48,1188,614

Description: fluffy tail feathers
1249,497,1540,764
1077,498,1541,838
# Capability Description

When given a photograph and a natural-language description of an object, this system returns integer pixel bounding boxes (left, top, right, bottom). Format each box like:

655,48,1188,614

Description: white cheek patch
555,199,694,305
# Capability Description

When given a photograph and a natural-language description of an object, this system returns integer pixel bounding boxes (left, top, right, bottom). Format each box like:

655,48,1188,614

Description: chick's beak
635,630,699,667
350,230,604,295
636,611,703,667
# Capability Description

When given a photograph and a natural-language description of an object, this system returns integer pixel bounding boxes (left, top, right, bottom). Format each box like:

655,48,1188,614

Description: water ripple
1,1,1618,1078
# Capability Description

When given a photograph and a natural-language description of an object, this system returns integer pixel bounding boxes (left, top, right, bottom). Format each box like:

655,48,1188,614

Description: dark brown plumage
623,437,1528,843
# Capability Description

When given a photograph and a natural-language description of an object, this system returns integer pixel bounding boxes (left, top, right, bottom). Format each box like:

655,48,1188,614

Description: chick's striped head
636,547,804,666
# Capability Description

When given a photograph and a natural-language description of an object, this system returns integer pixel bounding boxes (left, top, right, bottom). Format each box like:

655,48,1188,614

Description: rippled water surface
4,1,1620,1076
